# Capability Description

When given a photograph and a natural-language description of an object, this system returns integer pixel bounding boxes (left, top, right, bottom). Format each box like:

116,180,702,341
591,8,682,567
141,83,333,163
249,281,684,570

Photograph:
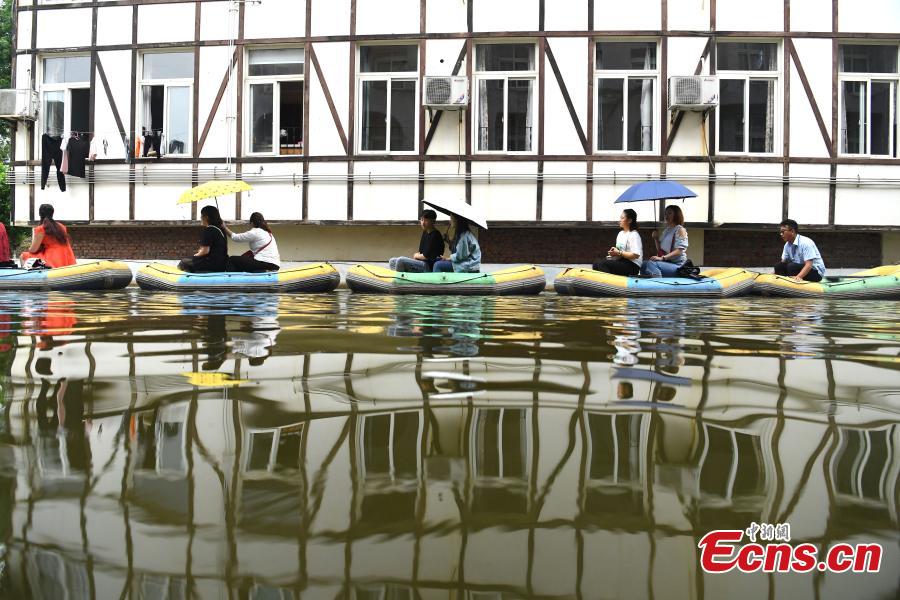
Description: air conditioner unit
668,76,718,112
424,76,469,110
0,89,39,121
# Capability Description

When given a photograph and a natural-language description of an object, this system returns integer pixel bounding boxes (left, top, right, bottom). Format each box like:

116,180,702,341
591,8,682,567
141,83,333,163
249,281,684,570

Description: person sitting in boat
389,209,444,273
642,205,688,278
433,214,481,273
593,209,642,276
224,212,281,272
177,205,228,273
775,219,825,282
19,204,77,269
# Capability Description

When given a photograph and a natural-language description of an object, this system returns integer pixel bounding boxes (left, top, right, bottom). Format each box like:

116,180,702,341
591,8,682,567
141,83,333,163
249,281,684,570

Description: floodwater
0,290,897,599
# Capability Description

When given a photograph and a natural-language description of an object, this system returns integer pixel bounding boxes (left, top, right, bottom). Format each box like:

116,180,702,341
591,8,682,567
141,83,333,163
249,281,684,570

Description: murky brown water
0,290,897,599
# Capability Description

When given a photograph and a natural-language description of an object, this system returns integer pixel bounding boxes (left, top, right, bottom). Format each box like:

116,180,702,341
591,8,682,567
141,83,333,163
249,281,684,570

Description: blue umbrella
615,180,697,203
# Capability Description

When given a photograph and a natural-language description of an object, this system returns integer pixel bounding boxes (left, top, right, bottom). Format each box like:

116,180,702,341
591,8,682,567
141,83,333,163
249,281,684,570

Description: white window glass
716,42,778,154
358,45,417,153
507,79,533,152
166,86,190,155
596,41,657,153
719,79,745,152
475,43,536,153
249,48,304,77
278,81,304,154
250,83,274,153
43,56,90,84
838,45,898,157
43,91,64,136
476,44,534,72
596,42,657,70
597,79,623,151
840,45,898,74
717,42,777,71
390,80,416,151
360,45,417,73
143,52,194,79
748,79,775,153
361,80,387,151
627,79,654,152
870,81,895,156
478,79,504,151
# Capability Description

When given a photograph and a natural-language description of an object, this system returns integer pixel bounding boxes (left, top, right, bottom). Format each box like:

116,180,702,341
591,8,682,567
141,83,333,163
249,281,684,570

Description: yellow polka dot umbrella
177,180,253,205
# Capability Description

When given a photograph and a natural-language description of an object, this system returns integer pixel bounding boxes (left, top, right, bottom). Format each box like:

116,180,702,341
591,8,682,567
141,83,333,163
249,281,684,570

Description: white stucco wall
8,0,899,233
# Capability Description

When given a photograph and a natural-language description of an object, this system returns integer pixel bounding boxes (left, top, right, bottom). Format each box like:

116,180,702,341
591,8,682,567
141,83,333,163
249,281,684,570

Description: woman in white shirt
224,212,281,272
593,208,643,276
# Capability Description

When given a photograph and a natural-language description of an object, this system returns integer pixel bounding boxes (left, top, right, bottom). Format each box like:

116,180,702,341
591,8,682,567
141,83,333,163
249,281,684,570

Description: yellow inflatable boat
136,262,340,293
554,267,758,298
346,264,546,295
0,261,133,291
755,264,900,299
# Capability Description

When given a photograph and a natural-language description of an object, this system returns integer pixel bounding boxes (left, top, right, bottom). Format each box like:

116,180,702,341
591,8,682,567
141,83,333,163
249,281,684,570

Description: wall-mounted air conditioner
424,76,469,110
0,89,39,121
668,76,718,112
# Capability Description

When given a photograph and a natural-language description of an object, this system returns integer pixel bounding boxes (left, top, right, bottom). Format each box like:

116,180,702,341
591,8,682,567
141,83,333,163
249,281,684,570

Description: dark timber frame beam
308,46,349,154
196,49,240,156
545,42,589,155
787,39,833,157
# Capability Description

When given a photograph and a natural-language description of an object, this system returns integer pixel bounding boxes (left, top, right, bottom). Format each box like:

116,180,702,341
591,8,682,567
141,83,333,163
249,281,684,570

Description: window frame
715,41,782,157
245,47,306,157
138,51,195,158
357,411,423,483
593,39,660,155
472,41,538,155
837,43,900,158
356,43,419,155
39,55,91,151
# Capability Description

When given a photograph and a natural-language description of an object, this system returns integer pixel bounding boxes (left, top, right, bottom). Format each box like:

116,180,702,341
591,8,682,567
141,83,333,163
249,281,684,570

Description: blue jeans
389,256,427,273
432,260,454,273
641,259,682,278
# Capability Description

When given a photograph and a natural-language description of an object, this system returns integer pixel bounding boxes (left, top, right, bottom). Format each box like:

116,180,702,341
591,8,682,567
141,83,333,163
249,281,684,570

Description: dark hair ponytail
623,208,639,231
201,205,224,229
38,204,69,244
249,212,271,233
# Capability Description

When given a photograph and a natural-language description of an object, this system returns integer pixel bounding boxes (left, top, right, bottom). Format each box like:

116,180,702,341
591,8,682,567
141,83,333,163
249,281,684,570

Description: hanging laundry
142,129,162,159
40,134,66,191
66,136,91,179
60,136,70,175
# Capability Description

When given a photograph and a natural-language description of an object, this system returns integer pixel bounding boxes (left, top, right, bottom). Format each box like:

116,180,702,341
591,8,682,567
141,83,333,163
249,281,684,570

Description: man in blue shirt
774,219,826,282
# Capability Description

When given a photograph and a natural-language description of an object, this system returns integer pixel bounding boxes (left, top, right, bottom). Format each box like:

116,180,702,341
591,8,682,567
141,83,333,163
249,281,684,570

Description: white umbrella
422,198,488,230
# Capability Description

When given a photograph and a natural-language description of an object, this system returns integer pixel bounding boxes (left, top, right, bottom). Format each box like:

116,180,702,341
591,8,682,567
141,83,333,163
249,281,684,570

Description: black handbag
675,260,703,279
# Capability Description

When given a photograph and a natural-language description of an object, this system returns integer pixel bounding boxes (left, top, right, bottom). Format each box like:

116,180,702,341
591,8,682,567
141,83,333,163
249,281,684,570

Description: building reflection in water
0,291,897,598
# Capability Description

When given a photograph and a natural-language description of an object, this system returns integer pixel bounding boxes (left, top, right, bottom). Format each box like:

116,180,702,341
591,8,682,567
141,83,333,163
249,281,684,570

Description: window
716,42,779,154
140,51,194,156
595,41,658,153
475,43,536,152
358,45,418,153
247,48,305,155
839,44,898,157
41,56,90,138
361,411,421,480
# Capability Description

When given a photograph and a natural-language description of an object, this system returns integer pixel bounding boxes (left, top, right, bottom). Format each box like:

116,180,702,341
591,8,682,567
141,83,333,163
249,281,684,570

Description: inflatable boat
554,267,758,298
346,264,546,295
754,264,900,299
136,262,340,293
0,261,133,291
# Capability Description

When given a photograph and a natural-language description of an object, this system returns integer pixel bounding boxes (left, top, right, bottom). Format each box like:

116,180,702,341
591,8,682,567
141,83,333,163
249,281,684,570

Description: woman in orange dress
20,204,77,268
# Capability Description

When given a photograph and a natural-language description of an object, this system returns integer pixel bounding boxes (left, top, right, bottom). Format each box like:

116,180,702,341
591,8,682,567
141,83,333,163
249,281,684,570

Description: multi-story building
5,0,900,265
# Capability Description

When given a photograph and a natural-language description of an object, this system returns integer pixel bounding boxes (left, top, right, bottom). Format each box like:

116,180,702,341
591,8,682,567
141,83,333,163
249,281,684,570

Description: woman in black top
177,205,229,272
